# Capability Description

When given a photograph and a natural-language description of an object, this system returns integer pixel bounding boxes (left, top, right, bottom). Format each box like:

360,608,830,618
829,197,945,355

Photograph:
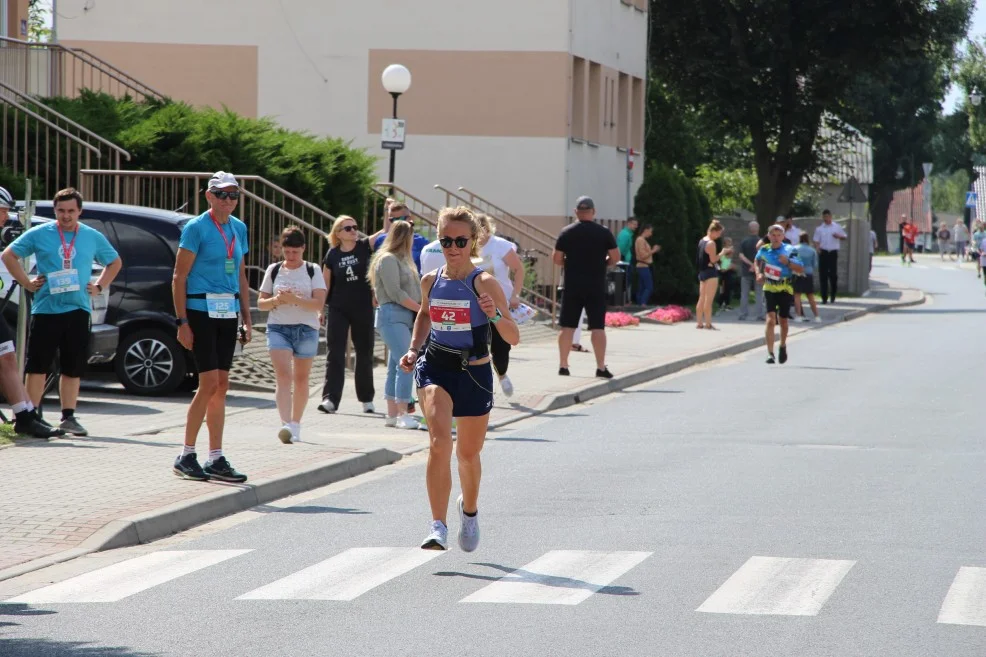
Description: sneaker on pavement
278,424,293,444
814,316,822,323
59,416,87,436
799,316,810,323
779,345,788,364
500,375,514,397
317,398,336,414
385,416,398,428
766,354,776,364
558,367,570,376
173,453,209,481
15,411,65,438
596,367,614,379
457,495,480,552
395,414,420,430
362,402,376,414
421,520,448,551
203,456,247,483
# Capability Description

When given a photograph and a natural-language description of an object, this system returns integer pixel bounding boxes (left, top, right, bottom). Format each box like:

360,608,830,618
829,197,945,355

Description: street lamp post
381,64,411,192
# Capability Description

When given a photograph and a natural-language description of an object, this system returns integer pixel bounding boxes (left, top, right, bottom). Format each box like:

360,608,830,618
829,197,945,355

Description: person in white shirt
418,238,445,279
953,218,970,264
257,227,328,444
782,213,801,245
811,209,847,304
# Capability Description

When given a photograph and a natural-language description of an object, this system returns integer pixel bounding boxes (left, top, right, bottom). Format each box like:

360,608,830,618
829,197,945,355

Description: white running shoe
385,416,398,428
800,316,811,323
421,520,448,550
500,375,514,397
290,422,301,443
362,402,376,414
814,316,822,323
457,494,480,552
317,398,336,414
277,424,293,444
395,414,421,430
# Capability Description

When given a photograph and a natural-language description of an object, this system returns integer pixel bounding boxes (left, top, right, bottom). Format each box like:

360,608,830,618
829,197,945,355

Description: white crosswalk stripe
237,547,444,601
460,550,652,605
938,567,986,627
696,556,855,616
3,550,251,604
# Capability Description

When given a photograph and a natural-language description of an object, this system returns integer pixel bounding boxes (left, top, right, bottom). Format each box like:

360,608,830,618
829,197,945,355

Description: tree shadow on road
434,562,639,596
0,638,159,657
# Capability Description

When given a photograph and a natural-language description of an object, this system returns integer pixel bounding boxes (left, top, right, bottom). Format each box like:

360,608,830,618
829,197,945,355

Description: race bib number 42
429,298,470,331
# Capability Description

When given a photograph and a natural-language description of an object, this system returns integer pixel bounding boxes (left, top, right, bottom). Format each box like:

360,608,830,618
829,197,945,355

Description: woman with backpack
257,226,327,444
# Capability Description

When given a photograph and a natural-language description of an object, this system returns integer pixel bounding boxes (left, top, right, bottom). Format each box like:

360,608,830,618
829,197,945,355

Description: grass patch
0,422,17,445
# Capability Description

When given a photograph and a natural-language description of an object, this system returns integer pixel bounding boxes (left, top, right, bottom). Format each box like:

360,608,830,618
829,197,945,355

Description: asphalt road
1,255,984,657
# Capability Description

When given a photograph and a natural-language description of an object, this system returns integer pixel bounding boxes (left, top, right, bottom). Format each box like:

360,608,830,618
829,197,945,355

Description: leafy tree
693,166,758,216
28,0,51,42
931,169,971,214
650,0,967,229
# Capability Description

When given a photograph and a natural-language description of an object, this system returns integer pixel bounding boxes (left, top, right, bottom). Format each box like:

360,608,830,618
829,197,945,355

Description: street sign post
966,192,977,208
838,176,868,222
381,118,406,151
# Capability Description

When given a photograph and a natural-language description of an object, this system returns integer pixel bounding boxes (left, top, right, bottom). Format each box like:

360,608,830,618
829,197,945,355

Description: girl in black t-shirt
317,215,376,414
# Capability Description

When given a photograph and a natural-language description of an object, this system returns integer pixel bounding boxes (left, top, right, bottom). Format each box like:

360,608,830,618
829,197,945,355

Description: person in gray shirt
737,220,764,321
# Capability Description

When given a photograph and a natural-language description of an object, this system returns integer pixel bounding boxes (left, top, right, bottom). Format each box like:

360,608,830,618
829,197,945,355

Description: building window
631,76,644,151
618,73,630,147
588,62,601,143
572,56,587,140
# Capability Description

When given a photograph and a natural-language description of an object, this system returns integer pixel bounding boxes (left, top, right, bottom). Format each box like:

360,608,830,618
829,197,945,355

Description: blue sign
966,192,978,208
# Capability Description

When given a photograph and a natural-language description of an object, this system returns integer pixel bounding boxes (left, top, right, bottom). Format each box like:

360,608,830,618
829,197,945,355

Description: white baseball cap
208,171,239,189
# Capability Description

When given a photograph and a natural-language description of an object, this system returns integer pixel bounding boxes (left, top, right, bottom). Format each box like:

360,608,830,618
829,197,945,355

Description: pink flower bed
646,305,693,325
604,311,640,328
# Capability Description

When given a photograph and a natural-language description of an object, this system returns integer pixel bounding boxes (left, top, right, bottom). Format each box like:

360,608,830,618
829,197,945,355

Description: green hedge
43,91,377,220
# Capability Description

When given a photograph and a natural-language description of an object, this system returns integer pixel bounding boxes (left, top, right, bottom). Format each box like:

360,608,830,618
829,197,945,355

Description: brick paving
0,278,920,575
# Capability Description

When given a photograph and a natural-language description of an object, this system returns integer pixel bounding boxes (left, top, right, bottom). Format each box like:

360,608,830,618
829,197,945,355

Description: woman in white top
475,214,525,397
257,227,327,444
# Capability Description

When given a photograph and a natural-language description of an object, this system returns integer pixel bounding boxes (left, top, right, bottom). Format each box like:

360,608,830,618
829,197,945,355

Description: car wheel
115,328,186,395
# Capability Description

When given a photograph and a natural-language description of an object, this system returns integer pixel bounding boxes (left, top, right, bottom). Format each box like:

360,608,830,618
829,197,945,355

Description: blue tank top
428,267,490,356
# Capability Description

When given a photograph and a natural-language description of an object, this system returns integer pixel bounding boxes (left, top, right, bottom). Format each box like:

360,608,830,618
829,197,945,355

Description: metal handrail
0,90,100,157
434,184,554,254
457,186,557,245
0,80,131,160
66,47,167,101
239,187,331,240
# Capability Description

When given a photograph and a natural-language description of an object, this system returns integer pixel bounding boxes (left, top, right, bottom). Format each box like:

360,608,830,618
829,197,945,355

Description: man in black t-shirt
553,196,620,379
737,220,765,321
318,216,376,414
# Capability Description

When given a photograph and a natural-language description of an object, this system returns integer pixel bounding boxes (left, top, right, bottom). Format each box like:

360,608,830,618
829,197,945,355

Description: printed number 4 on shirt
346,265,356,281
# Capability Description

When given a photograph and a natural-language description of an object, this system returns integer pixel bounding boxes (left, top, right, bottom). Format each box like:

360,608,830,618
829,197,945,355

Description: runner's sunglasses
210,189,240,200
439,236,470,249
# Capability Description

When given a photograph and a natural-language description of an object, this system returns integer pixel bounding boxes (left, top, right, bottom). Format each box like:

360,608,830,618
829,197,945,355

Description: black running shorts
187,309,238,373
25,309,91,377
764,291,794,320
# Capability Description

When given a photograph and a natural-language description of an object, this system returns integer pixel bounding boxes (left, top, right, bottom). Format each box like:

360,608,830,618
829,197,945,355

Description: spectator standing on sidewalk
553,196,619,379
617,217,638,302
793,232,820,322
953,217,969,264
258,226,327,444
171,172,250,483
695,220,726,330
371,202,430,273
737,221,764,321
972,220,986,278
368,221,421,430
318,215,375,415
937,221,952,261
634,224,659,306
782,213,800,245
2,187,121,437
869,228,877,272
717,237,737,312
812,210,846,304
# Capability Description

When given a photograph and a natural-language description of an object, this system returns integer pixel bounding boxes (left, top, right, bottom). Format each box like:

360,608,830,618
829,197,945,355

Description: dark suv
31,201,196,395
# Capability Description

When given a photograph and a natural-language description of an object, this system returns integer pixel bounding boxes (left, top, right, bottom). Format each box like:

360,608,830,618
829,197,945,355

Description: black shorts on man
559,286,606,331
25,309,91,377
187,309,238,372
764,291,794,319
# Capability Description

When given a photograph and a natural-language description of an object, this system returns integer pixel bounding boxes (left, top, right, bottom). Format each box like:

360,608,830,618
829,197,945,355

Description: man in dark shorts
755,224,803,365
553,196,620,378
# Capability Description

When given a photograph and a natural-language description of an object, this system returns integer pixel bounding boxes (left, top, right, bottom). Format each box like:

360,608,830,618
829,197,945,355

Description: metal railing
0,80,131,200
77,169,334,276
434,184,558,320
0,36,166,103
366,182,439,240
455,186,558,246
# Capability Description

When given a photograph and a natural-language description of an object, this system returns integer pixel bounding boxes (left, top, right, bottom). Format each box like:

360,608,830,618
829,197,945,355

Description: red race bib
430,298,471,332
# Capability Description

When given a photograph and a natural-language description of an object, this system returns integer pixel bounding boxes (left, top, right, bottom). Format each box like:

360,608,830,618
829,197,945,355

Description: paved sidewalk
0,277,922,579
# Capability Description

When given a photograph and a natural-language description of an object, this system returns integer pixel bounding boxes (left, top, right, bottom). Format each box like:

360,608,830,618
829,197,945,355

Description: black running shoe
766,354,776,364
558,367,570,376
779,345,788,364
596,368,614,379
14,411,65,438
173,453,209,481
204,456,248,483
59,416,88,436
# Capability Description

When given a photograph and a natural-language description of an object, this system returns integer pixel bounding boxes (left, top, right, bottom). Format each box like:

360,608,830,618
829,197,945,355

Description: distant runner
756,224,804,365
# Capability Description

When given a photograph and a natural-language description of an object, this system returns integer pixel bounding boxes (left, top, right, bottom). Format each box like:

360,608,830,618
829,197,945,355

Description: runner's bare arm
705,239,719,264
552,249,565,267
173,248,196,348
476,272,519,346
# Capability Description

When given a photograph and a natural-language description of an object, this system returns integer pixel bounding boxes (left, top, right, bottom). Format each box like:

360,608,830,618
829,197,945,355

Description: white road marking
461,550,652,605
237,547,443,601
3,550,251,604
696,556,855,616
938,567,986,626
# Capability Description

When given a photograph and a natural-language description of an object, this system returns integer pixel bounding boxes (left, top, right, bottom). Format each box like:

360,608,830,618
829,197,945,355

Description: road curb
0,448,402,583
490,288,926,431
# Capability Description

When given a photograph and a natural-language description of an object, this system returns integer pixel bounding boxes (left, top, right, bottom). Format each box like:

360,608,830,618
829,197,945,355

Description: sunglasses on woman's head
340,225,357,232
389,215,412,223
211,190,240,200
439,236,470,249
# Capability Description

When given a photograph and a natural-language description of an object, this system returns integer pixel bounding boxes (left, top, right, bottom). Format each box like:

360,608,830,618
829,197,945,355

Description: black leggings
322,305,375,405
491,324,510,377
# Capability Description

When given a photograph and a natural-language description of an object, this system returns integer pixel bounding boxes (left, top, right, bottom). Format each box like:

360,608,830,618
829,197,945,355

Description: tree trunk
869,183,894,251
754,166,801,230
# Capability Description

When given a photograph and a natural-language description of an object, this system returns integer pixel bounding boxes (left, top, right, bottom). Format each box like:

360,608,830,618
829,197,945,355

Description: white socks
181,444,196,458
208,449,223,461
11,401,31,414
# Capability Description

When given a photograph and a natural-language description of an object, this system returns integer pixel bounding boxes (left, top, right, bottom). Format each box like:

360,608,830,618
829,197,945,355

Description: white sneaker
362,402,376,414
499,375,514,397
420,520,448,550
385,416,398,428
317,398,336,414
290,422,301,442
395,414,420,430
800,316,811,323
457,494,480,552
277,424,293,444
814,316,822,323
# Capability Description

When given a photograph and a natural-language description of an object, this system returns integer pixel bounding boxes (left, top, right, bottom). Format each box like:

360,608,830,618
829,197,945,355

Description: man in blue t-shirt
370,202,429,273
2,187,121,437
755,224,804,365
172,171,251,485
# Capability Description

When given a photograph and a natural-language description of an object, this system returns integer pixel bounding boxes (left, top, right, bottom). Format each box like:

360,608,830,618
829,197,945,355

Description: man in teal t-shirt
755,224,803,365
2,187,121,437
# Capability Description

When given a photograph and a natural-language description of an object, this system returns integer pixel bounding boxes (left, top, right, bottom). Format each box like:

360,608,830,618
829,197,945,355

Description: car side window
110,221,174,267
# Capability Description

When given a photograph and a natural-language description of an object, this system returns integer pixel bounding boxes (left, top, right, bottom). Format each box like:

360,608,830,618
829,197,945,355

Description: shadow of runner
434,562,639,596
0,638,160,657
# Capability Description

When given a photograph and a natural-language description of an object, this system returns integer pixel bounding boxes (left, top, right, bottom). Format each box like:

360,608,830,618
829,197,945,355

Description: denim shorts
266,324,319,358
